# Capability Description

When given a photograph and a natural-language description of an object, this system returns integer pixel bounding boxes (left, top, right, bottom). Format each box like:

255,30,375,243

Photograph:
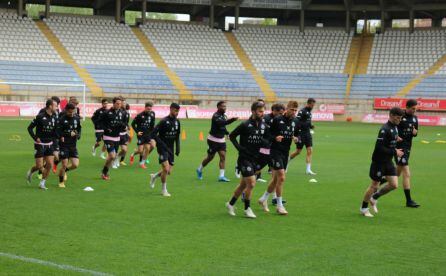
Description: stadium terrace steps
132,27,192,101
224,32,277,102
0,79,10,95
356,35,374,74
34,21,103,97
396,53,446,97
343,37,361,74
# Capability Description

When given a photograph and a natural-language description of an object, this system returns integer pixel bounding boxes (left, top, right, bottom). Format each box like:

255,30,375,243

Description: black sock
102,166,109,175
372,193,381,200
65,168,69,172
139,156,143,162
244,199,251,210
404,189,412,202
229,196,237,206
256,173,262,180
362,201,369,209
59,175,64,182
38,170,42,175
54,160,59,166
120,156,125,162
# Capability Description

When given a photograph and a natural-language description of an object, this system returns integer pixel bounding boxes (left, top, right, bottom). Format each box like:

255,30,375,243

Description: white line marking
0,252,112,275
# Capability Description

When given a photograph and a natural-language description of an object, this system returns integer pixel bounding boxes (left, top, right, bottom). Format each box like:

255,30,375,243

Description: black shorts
137,135,153,146
104,140,119,153
395,149,411,166
369,161,397,182
207,140,226,155
119,134,129,146
255,153,271,172
59,145,79,159
158,150,174,166
52,139,60,152
296,132,313,149
237,157,258,178
269,150,288,170
34,143,54,158
95,131,104,143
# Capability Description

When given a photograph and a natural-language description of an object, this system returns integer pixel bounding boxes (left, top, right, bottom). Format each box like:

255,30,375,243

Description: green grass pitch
0,118,445,275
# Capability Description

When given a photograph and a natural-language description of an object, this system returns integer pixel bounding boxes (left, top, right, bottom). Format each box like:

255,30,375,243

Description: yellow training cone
181,130,186,140
421,140,430,144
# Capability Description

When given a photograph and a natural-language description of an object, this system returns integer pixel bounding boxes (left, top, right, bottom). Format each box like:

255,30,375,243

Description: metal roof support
141,0,147,25
45,0,50,18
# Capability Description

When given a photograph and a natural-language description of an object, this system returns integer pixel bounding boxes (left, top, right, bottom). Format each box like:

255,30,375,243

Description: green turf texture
1,118,445,275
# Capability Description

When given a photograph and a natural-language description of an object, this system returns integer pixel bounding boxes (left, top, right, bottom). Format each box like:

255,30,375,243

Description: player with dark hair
196,101,238,182
360,107,405,217
56,103,81,188
396,99,420,208
258,101,298,215
130,101,156,169
36,96,61,178
149,103,181,197
100,97,124,180
226,101,267,218
91,99,108,159
26,99,58,190
114,101,130,168
289,98,317,175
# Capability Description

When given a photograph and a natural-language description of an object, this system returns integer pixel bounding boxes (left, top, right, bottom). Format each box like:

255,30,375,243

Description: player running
196,101,238,182
130,101,156,169
100,97,124,180
114,102,130,168
91,99,108,159
26,99,59,190
396,99,420,208
258,101,298,215
289,98,317,175
360,107,405,217
56,103,81,188
225,101,267,218
149,103,181,197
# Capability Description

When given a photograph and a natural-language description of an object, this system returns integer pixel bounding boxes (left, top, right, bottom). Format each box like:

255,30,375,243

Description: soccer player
258,103,285,182
225,101,267,218
36,96,61,178
149,103,181,197
289,98,317,175
100,97,124,180
26,99,58,190
56,103,81,188
396,99,420,208
360,107,405,217
114,102,130,168
91,99,108,159
196,101,237,182
258,101,298,215
130,101,156,169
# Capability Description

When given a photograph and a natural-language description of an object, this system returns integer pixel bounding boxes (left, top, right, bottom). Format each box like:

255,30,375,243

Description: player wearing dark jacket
91,99,108,158
360,107,405,218
129,101,156,168
26,99,59,190
196,101,238,182
148,103,181,197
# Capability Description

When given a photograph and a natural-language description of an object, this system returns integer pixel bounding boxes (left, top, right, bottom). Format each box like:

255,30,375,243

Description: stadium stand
0,9,62,63
233,26,353,73
140,21,243,70
350,29,446,99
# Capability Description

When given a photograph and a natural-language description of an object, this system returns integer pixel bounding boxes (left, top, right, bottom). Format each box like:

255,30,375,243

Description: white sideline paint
0,252,112,276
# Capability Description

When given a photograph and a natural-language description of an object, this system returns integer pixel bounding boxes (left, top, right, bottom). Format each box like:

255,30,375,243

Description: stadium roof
3,0,446,24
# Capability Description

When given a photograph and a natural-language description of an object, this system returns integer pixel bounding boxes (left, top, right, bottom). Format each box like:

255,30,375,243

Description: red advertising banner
0,101,334,121
374,98,446,112
362,113,446,126
0,105,20,116
318,104,345,114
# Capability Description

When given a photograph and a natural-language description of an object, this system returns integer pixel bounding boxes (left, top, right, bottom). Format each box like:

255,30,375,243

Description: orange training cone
181,130,186,140
199,131,204,141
